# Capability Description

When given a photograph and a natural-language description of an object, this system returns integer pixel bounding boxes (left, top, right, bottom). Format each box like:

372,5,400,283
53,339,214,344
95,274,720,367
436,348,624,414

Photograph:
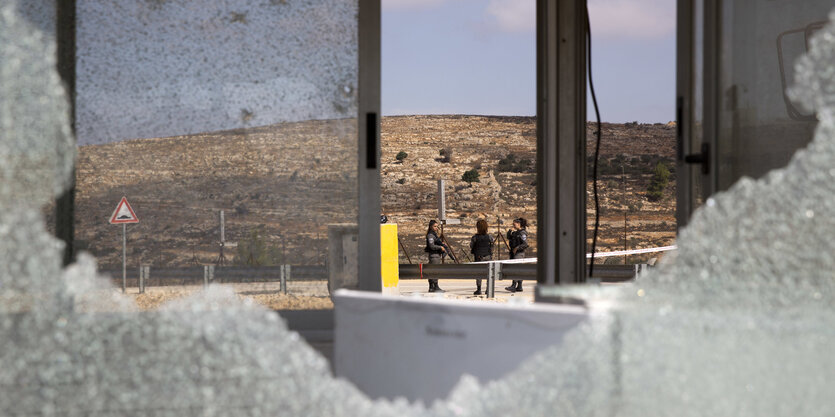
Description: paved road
398,279,535,303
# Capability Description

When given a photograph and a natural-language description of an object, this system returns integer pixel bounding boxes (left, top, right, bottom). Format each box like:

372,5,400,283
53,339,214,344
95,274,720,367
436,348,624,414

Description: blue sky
382,0,677,123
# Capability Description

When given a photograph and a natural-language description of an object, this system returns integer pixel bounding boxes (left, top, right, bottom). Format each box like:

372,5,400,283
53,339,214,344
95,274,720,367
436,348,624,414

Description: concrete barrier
333,289,589,402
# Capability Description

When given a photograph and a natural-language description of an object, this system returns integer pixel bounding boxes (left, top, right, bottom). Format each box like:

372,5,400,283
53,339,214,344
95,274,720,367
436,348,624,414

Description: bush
396,151,408,161
462,169,480,184
396,178,406,184
496,153,533,173
603,256,623,265
439,148,453,163
235,226,282,266
646,162,671,202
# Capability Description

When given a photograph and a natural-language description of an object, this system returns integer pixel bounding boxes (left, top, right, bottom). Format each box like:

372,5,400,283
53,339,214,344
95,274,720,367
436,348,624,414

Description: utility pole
215,210,227,266
438,179,446,264
437,179,446,221
622,165,627,263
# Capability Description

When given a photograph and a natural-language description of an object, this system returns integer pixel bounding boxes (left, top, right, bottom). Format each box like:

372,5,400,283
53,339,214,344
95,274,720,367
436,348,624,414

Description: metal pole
145,266,150,291
122,223,126,293
495,261,502,290
280,265,287,294
218,210,226,266
203,265,208,288
358,0,382,293
622,165,627,260
535,0,587,289
487,262,495,298
220,210,225,243
440,223,445,264
437,179,446,220
139,265,144,294
285,265,291,294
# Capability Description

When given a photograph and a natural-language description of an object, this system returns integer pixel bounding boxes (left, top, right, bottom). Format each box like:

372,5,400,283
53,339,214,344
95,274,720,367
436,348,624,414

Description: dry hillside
65,115,675,268
381,116,676,264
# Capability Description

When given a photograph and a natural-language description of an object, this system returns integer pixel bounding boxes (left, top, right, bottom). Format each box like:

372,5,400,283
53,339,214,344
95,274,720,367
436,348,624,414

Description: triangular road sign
109,197,139,224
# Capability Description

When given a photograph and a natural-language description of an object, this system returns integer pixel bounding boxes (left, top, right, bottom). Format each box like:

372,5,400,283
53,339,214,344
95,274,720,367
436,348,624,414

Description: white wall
333,290,589,403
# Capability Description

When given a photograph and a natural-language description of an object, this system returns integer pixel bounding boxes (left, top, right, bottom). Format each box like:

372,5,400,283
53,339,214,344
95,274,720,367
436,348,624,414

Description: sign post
109,197,139,293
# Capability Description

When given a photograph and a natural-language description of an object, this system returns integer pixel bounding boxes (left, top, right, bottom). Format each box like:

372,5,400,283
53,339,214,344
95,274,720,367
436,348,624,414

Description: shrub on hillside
439,148,453,163
235,226,282,266
462,169,480,184
646,162,670,202
496,153,533,173
396,178,406,184
396,151,408,161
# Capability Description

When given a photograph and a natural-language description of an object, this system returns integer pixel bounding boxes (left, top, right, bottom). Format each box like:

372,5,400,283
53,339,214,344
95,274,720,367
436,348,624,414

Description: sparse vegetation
75,116,677,268
439,148,453,163
396,151,408,161
235,226,282,266
646,162,670,202
462,169,480,184
603,256,623,265
496,153,533,173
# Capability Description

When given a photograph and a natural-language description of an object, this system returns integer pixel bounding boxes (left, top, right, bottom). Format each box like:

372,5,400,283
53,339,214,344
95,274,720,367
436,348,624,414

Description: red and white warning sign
109,197,139,224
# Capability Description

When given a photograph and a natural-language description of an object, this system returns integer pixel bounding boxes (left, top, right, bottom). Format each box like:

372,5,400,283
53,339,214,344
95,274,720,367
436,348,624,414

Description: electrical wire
587,6,602,279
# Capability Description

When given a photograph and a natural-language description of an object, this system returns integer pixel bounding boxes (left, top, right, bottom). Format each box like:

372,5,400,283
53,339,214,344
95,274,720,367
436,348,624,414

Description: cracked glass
4,0,835,415
73,0,359,311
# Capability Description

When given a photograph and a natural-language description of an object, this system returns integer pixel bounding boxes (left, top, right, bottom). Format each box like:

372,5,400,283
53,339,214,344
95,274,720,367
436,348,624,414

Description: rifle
439,234,459,264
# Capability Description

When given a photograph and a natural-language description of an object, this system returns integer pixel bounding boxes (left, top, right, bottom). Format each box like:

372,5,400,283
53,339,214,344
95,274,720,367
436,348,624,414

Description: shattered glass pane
4,0,835,415
76,0,358,145
73,0,358,309
714,1,829,190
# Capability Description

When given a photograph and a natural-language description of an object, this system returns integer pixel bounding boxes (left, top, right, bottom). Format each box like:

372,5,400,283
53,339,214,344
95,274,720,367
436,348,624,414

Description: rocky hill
67,115,676,268
381,116,677,264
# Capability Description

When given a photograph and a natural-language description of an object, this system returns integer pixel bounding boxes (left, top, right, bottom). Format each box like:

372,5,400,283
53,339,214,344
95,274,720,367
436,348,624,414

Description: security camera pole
109,196,140,293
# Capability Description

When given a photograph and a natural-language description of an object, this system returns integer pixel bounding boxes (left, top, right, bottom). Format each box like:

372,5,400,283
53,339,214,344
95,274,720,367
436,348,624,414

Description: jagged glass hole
4,2,835,416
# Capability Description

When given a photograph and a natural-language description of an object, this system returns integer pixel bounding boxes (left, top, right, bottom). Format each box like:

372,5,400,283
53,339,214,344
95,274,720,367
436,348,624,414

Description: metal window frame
56,0,597,294
535,0,587,292
56,0,76,266
54,1,382,290
677,0,719,228
357,0,382,291
676,0,693,228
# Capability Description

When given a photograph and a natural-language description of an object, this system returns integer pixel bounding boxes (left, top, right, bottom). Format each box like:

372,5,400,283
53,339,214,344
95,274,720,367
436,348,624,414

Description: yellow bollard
380,224,400,295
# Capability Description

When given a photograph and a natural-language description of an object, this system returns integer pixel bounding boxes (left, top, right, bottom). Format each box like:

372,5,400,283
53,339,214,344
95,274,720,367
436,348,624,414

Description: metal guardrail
101,262,642,299
400,262,644,298
399,263,641,282
99,265,328,289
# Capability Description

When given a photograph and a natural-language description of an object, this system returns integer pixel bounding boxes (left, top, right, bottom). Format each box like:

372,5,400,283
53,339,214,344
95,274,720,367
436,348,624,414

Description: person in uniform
505,217,529,292
470,219,494,295
424,220,447,293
